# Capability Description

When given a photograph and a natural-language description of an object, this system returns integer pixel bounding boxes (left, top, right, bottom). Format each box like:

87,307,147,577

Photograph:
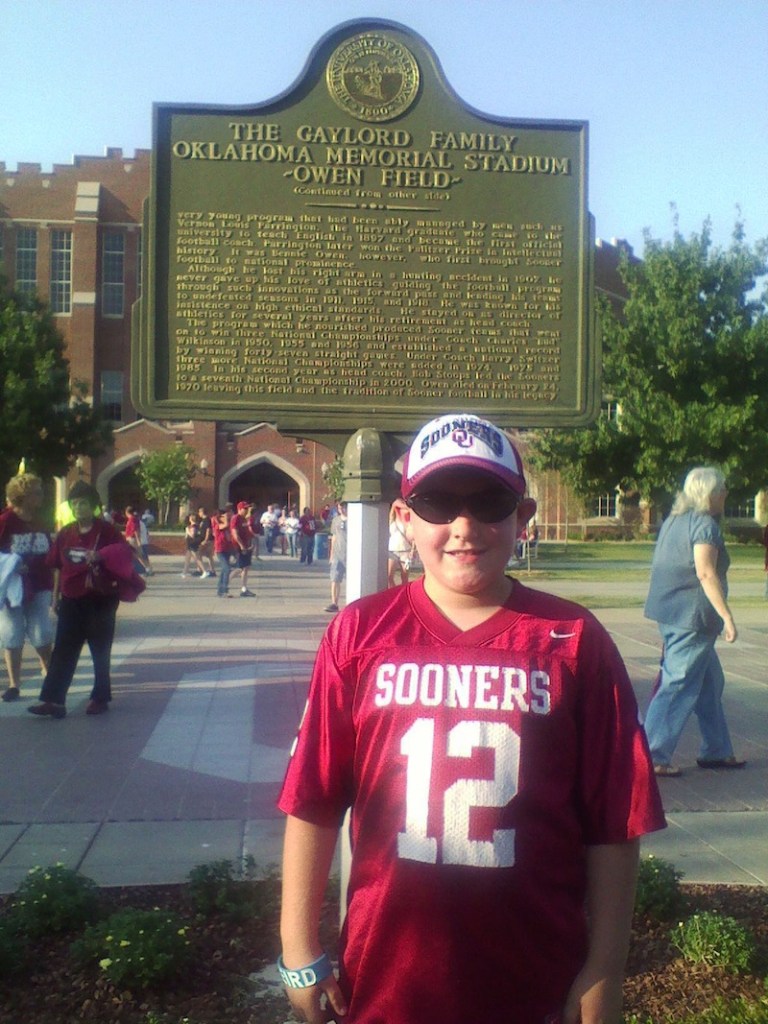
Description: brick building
0,147,638,532
0,148,337,519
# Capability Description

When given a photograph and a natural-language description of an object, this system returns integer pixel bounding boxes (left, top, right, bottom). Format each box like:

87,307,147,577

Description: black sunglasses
405,488,520,525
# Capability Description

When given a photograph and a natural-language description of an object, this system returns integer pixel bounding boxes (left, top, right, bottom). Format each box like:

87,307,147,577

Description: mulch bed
1,883,767,1023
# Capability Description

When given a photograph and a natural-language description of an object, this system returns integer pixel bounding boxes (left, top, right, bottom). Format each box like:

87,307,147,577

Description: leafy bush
0,916,28,979
186,857,279,926
635,854,685,921
72,907,192,989
7,864,100,936
671,911,756,973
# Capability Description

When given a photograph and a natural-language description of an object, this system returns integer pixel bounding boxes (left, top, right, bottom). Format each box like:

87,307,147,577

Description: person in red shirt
298,508,316,566
124,506,152,575
278,413,666,1024
230,501,255,597
212,509,236,597
0,473,54,702
27,481,130,719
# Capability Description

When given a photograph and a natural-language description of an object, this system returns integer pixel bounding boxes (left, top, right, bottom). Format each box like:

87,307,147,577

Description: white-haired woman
643,467,745,776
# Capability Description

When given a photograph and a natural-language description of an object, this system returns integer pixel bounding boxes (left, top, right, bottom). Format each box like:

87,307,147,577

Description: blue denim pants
217,553,232,595
643,625,734,765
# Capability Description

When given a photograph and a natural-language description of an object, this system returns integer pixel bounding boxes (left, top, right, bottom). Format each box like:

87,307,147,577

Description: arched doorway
228,462,300,513
106,464,145,515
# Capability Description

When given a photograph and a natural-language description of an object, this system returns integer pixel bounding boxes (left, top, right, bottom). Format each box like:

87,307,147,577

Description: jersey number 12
397,718,519,868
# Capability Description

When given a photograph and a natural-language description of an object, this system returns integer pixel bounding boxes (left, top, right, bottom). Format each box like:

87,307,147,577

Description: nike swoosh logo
550,630,577,639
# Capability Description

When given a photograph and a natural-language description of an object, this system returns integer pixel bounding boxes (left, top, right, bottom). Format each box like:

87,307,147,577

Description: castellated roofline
0,147,151,177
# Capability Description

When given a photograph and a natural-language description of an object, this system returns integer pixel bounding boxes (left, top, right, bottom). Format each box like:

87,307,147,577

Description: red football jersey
279,578,665,1024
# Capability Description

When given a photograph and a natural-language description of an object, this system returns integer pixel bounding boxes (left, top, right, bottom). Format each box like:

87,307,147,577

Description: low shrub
72,906,192,989
671,911,756,973
0,916,28,979
187,857,279,926
7,864,100,937
635,854,685,921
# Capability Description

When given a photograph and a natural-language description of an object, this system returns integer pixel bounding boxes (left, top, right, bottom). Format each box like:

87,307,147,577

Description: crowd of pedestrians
175,501,333,597
0,483,339,708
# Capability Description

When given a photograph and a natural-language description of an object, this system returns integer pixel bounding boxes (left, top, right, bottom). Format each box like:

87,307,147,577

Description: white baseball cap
401,414,526,499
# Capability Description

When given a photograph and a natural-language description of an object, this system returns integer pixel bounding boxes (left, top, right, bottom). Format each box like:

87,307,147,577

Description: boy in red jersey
278,413,665,1024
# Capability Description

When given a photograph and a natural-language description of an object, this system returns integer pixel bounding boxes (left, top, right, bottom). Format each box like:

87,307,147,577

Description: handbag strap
88,524,103,553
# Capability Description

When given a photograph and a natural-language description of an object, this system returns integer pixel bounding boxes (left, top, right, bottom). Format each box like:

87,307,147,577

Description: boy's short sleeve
278,628,356,828
575,621,664,844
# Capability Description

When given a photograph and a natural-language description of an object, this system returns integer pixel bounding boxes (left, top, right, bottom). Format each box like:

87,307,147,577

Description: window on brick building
590,492,618,518
100,370,124,421
102,232,125,316
601,400,621,423
725,496,756,520
15,227,37,296
50,230,72,314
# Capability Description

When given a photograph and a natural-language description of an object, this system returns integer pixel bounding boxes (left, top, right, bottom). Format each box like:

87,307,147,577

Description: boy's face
397,469,523,605
70,497,95,523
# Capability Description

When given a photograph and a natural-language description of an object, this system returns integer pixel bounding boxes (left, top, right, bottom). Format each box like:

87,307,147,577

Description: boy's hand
285,974,347,1022
562,965,623,1024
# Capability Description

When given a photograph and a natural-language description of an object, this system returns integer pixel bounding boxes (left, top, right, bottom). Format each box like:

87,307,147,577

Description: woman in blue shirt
644,467,745,776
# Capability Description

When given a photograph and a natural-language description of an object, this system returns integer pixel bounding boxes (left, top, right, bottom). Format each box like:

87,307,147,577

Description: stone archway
95,452,143,511
219,453,309,513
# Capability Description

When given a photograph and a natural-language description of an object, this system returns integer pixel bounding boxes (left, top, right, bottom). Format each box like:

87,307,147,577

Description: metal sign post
338,427,399,915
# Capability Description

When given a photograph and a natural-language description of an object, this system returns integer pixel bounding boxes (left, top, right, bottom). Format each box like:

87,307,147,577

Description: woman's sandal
696,757,746,770
653,763,681,777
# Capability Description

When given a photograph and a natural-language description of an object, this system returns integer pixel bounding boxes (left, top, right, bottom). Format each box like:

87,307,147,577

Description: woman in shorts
0,473,54,702
182,513,206,577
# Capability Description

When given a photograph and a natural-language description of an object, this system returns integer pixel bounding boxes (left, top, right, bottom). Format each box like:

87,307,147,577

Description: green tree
0,281,112,490
322,456,345,502
135,445,197,525
531,218,768,508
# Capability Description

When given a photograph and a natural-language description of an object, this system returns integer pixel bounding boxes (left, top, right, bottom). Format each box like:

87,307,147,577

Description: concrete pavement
0,548,766,893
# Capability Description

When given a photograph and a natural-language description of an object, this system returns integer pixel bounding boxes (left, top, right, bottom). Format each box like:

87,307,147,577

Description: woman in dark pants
28,482,128,719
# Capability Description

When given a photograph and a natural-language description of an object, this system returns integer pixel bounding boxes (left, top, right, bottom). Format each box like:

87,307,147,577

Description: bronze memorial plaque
132,19,595,431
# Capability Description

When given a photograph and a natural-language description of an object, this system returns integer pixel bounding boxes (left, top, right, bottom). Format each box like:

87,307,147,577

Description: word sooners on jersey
279,578,665,1024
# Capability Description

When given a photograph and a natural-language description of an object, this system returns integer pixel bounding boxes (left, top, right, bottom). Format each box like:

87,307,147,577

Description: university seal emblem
326,33,420,123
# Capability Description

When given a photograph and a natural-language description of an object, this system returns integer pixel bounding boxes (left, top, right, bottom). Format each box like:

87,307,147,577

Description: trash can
314,532,330,560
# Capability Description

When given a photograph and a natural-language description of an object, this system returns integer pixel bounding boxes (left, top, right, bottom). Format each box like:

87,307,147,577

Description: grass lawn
522,541,765,583
509,541,767,610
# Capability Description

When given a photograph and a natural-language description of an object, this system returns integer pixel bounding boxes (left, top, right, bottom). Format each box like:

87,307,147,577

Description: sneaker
218,593,232,598
324,603,339,613
240,588,255,597
1,687,20,702
27,702,66,719
181,573,189,578
200,571,212,579
86,699,109,715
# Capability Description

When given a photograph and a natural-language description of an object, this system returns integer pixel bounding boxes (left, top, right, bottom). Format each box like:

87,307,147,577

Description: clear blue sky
3,0,766,256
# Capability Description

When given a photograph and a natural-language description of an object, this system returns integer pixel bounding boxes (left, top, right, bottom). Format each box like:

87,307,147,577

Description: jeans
40,595,118,705
217,553,233,595
287,534,297,557
643,624,734,765
264,526,275,554
299,534,314,565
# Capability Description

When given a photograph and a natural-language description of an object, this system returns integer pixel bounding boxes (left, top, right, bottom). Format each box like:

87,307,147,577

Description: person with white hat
277,413,665,1024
